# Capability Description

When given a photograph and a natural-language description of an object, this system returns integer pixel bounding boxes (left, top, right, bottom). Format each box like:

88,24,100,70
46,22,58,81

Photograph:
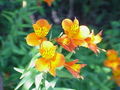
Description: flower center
68,24,79,38
35,27,48,38
40,41,56,59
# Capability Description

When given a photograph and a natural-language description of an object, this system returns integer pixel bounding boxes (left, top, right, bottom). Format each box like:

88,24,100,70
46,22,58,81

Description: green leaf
22,79,34,90
14,67,24,73
57,70,73,78
45,78,58,89
15,76,31,90
27,53,40,70
35,73,43,90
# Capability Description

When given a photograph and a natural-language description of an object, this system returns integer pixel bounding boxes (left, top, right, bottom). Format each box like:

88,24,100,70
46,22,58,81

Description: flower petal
93,31,102,44
26,33,43,46
49,67,56,76
56,35,77,52
65,60,86,78
88,44,99,54
40,41,57,59
107,50,118,60
36,19,51,27
35,58,50,72
78,25,90,39
73,18,79,26
62,19,73,31
48,53,65,76
33,19,51,38
51,53,65,67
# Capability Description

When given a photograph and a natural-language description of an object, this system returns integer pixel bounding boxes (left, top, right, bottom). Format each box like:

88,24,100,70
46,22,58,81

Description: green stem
65,52,74,60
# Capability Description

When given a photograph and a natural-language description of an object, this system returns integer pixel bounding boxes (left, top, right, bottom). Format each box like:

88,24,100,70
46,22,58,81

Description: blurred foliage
0,0,120,90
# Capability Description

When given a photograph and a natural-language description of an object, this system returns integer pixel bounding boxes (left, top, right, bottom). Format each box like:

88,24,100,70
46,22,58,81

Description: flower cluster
104,50,120,86
26,18,103,78
56,18,102,54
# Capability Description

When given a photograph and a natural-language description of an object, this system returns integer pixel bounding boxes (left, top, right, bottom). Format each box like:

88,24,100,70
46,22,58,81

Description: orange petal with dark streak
56,35,77,52
65,60,86,78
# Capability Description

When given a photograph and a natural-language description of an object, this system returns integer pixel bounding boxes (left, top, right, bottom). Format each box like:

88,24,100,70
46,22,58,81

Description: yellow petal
107,49,118,60
89,30,102,44
40,41,57,59
62,18,80,38
62,19,73,31
73,18,79,26
35,58,50,72
51,53,65,67
93,31,102,44
26,33,41,46
49,53,65,76
78,25,90,39
49,67,56,76
33,19,51,38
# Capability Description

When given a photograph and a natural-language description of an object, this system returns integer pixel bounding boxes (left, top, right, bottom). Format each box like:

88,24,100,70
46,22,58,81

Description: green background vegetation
0,0,120,90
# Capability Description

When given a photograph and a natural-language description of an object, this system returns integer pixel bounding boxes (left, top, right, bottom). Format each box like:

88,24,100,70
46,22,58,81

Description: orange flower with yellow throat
35,41,86,78
104,50,120,70
35,41,65,76
26,19,51,46
65,59,86,79
56,18,102,53
104,49,120,86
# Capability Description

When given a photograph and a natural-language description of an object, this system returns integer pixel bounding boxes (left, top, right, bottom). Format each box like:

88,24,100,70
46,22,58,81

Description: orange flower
26,19,51,46
84,30,103,53
62,18,80,39
56,18,102,53
44,0,54,6
104,58,120,71
56,35,79,52
56,18,88,52
106,49,118,60
65,59,86,78
35,41,65,76
104,50,120,70
104,49,120,86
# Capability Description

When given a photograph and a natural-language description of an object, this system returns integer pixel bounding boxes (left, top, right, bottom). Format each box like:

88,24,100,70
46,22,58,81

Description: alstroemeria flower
35,41,65,76
84,30,103,53
56,18,103,53
62,18,80,39
26,19,51,46
44,0,54,6
104,49,120,86
104,58,120,71
56,35,79,52
104,50,120,71
56,18,87,52
65,59,86,78
106,49,118,60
